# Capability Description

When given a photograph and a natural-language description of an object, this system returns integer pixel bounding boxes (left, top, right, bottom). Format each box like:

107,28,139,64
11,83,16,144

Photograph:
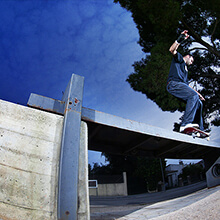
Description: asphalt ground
90,181,220,219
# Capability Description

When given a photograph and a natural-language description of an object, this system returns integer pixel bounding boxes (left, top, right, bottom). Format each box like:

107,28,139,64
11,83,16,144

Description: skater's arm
169,30,189,55
169,41,180,55
189,85,205,101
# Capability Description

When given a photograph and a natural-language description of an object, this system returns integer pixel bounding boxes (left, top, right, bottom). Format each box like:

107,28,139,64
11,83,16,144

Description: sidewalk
90,182,220,219
118,185,220,220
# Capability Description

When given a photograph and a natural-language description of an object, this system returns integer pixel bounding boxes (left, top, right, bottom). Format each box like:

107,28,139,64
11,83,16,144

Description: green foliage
135,157,166,191
179,163,205,182
89,153,166,192
127,43,186,112
114,0,220,126
101,153,140,175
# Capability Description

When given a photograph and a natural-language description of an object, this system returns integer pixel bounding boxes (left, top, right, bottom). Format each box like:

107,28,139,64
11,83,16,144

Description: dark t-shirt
167,52,189,84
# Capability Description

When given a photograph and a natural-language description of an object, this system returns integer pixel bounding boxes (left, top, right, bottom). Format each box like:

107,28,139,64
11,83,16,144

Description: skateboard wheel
196,133,200,137
207,137,210,141
192,133,196,138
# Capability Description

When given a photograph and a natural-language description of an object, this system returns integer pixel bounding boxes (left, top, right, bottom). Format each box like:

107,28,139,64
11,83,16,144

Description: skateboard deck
182,127,210,140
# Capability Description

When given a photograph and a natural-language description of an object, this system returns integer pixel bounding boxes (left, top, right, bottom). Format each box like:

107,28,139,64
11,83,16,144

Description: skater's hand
176,30,189,44
189,85,205,101
181,30,189,39
169,30,190,54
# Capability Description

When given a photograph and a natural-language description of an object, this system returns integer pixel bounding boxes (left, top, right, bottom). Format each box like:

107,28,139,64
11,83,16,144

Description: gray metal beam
28,94,220,156
26,93,220,151
28,93,65,115
57,74,84,219
28,74,85,220
81,107,219,149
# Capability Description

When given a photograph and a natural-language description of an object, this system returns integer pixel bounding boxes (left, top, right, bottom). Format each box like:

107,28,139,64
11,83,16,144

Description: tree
179,163,205,183
114,0,220,127
89,153,167,193
135,157,166,191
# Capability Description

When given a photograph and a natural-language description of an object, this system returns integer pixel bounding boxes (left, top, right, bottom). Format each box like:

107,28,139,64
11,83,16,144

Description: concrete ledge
0,99,63,219
206,156,220,188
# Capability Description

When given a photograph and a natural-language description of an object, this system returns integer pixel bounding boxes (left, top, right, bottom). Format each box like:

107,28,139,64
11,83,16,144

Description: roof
27,92,220,160
82,107,220,159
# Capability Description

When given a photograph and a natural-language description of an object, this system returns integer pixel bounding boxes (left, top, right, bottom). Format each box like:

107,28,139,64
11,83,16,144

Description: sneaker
179,123,199,132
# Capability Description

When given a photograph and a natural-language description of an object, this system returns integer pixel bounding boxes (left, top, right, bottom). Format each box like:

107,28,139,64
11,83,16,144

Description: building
166,161,184,188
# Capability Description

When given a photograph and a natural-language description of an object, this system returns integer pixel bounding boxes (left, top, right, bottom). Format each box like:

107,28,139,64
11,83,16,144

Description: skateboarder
167,30,205,133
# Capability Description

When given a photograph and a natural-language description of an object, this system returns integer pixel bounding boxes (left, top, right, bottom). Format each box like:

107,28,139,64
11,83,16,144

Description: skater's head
183,55,194,66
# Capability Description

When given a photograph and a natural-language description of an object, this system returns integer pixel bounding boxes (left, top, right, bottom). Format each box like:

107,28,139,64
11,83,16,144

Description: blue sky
1,0,219,166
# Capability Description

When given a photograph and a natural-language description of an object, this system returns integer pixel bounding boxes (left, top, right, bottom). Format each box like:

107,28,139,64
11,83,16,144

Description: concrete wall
0,99,90,219
206,156,220,188
89,172,128,196
0,99,63,219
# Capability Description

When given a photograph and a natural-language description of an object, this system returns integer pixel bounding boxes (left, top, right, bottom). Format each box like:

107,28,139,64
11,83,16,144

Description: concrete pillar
78,121,90,220
123,172,128,196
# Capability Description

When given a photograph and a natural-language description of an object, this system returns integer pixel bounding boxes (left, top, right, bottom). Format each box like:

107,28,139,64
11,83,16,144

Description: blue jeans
167,81,204,130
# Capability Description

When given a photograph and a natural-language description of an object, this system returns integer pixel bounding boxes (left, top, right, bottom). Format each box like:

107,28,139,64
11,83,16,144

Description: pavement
90,181,220,219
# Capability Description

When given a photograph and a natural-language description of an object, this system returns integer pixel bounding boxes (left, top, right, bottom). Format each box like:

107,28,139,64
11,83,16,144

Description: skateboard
182,127,210,140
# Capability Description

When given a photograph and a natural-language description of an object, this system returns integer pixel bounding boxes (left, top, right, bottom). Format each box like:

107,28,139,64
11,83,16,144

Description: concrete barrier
0,99,90,219
0,99,63,219
206,156,220,188
89,172,128,196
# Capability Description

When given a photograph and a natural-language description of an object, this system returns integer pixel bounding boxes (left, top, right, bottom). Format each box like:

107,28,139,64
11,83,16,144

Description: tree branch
211,18,219,48
181,20,220,58
188,47,209,52
193,74,220,79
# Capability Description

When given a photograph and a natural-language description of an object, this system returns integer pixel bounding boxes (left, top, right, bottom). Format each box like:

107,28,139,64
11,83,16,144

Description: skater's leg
167,81,204,128
181,92,200,126
198,100,204,130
